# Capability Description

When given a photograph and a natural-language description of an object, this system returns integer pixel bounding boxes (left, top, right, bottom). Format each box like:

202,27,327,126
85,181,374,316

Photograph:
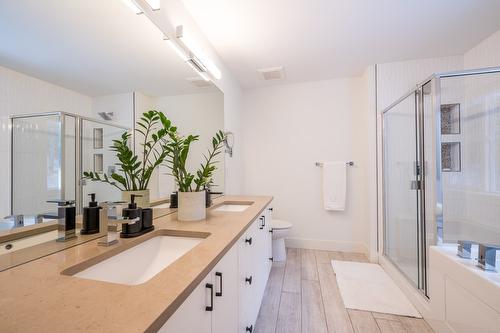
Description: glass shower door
383,92,422,287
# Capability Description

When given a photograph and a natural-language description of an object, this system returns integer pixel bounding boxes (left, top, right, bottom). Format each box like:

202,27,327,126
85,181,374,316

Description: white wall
361,65,378,261
376,55,464,112
0,65,92,217
92,92,134,128
464,30,500,69
154,91,225,197
155,0,244,195
242,78,370,253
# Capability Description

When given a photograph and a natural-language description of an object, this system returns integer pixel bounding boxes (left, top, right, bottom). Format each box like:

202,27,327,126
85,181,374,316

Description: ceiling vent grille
257,66,285,81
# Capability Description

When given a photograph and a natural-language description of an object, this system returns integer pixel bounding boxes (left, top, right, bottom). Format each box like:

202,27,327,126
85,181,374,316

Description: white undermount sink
213,203,252,212
74,235,203,285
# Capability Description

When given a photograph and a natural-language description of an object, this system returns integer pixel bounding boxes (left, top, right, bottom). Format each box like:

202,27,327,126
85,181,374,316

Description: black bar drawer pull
246,325,253,332
245,237,252,245
262,215,266,227
259,216,264,229
205,283,214,311
215,272,223,297
245,275,253,285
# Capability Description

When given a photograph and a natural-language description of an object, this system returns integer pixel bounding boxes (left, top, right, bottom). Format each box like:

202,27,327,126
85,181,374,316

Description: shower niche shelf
441,103,460,135
93,128,103,149
93,154,104,173
441,142,461,172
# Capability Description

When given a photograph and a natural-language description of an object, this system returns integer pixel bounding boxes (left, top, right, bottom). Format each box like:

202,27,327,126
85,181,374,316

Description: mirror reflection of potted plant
83,111,174,208
164,130,226,221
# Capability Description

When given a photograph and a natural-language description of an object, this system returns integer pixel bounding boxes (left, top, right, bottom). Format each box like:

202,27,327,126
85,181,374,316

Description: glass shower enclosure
382,67,500,295
11,112,128,217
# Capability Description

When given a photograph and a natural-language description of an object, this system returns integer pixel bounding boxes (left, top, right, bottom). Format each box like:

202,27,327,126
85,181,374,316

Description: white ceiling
182,0,500,88
0,0,217,97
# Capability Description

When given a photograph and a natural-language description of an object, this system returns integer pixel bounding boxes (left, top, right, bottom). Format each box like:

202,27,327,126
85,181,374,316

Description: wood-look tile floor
254,248,434,333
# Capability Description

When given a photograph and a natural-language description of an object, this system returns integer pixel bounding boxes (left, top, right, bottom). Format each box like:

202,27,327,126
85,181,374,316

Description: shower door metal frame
381,85,428,295
10,111,129,214
431,66,500,244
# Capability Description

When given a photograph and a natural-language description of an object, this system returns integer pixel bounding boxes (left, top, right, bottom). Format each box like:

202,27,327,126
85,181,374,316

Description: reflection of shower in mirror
223,131,234,157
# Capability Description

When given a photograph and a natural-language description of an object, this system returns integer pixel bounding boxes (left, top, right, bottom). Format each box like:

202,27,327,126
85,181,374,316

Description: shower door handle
410,180,421,190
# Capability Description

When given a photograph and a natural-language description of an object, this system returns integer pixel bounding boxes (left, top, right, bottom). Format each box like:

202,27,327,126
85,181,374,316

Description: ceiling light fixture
122,0,142,14
122,0,160,14
186,59,211,81
145,0,161,10
164,37,189,62
175,25,222,80
122,2,220,82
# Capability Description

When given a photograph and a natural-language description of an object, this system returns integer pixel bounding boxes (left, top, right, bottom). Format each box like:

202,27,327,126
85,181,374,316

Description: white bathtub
426,244,500,333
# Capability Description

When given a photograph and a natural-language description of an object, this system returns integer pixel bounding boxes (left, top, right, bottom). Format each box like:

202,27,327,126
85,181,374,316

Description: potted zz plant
83,110,174,207
164,129,226,221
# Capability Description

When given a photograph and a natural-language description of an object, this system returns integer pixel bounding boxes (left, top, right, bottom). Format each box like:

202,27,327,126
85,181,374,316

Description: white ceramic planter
122,189,150,208
178,191,206,221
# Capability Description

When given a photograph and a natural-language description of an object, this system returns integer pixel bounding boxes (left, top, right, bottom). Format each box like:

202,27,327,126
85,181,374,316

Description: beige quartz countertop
0,195,273,333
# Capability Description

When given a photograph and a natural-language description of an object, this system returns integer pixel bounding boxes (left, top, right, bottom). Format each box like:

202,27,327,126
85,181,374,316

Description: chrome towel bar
315,161,354,167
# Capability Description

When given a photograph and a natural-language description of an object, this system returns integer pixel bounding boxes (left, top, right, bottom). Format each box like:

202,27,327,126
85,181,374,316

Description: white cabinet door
264,206,273,276
212,245,239,333
159,273,212,333
254,214,268,303
238,219,259,332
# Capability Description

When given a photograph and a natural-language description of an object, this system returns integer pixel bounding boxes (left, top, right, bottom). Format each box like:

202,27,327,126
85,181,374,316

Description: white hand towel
322,162,347,211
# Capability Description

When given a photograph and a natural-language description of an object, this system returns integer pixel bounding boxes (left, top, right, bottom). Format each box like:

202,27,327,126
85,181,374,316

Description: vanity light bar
164,37,210,81
186,59,211,81
164,38,189,62
122,0,142,14
122,2,220,82
175,25,222,80
122,0,160,14
145,0,161,10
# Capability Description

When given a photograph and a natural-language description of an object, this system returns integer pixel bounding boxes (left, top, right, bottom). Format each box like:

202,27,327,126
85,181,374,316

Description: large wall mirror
0,0,224,270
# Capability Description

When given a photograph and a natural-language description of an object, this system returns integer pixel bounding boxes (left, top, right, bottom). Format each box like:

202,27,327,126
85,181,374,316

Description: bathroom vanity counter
0,195,272,333
0,206,177,270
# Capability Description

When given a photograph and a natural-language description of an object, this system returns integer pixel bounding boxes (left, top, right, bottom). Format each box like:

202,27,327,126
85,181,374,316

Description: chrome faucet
98,202,139,247
457,240,473,259
47,200,76,242
3,214,24,227
477,243,499,271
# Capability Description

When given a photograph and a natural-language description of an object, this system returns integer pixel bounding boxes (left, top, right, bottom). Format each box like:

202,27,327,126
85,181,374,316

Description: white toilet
271,219,293,262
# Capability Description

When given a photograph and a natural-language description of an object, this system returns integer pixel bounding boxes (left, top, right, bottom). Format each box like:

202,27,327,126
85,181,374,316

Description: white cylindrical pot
122,189,150,208
178,191,206,221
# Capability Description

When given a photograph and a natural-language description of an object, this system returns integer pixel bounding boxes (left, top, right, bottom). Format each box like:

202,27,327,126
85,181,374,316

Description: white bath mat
331,260,421,318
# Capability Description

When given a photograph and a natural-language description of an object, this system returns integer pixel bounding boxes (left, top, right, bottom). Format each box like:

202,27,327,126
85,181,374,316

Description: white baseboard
285,237,368,255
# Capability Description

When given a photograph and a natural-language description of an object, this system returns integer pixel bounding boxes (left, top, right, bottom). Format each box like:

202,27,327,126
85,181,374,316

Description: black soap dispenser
122,194,142,220
81,193,101,235
121,194,143,236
